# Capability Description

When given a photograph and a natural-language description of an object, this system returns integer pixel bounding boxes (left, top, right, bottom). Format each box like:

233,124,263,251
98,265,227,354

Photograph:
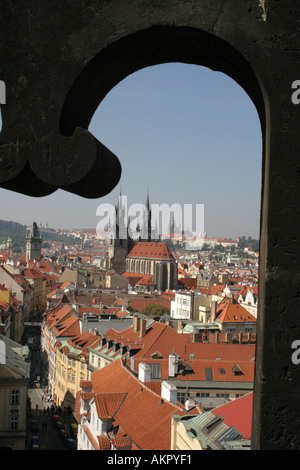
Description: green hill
0,220,81,252
0,220,27,251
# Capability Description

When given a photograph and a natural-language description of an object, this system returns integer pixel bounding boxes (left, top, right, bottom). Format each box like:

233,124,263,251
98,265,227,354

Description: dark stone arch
0,0,299,450
59,25,267,139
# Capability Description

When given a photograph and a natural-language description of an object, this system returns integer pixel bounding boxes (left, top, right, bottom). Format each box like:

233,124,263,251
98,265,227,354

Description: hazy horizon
0,63,263,240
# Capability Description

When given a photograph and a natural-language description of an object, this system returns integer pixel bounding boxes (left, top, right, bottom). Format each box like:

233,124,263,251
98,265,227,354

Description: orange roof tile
211,392,253,439
216,298,257,323
127,242,175,260
82,359,197,450
97,435,111,450
94,393,127,419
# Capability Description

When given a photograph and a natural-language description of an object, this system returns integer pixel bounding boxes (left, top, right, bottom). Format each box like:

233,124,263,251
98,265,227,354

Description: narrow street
26,324,78,450
27,388,77,450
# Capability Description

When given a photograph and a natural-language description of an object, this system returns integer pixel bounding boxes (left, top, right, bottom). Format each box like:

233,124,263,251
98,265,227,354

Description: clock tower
26,222,42,262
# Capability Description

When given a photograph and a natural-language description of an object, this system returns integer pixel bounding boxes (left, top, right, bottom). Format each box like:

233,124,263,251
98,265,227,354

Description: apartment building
0,335,30,450
54,331,99,410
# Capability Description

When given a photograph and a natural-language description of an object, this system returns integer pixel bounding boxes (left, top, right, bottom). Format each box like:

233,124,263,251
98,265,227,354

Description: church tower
107,189,133,274
107,188,157,274
26,222,42,262
138,187,154,242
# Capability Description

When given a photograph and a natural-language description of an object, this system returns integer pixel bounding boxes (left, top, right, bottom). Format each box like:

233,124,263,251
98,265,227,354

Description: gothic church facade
107,191,178,291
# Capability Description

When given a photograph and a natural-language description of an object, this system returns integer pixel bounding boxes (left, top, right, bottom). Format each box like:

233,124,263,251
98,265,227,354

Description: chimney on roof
133,315,140,332
177,320,183,334
139,318,147,338
168,353,178,378
211,300,216,322
226,332,233,343
161,381,177,405
138,362,152,383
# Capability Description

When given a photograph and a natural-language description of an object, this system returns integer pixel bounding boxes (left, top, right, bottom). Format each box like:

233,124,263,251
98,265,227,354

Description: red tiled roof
111,436,131,449
127,242,175,260
84,359,197,450
186,342,256,362
177,278,197,290
23,267,45,279
51,314,80,338
101,320,256,364
65,331,99,355
136,274,153,285
113,298,128,307
117,309,130,319
211,392,253,439
199,285,226,296
97,435,111,450
216,298,257,323
94,392,127,419
176,359,255,382
44,304,75,329
237,285,258,297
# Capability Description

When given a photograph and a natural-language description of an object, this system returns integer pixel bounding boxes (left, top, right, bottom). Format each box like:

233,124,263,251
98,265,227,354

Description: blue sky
0,63,262,239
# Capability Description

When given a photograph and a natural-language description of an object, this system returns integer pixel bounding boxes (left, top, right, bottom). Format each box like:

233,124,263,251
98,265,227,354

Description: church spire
146,186,151,241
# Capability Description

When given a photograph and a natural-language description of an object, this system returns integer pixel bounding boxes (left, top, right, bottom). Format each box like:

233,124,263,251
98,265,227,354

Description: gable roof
215,298,257,323
94,392,127,419
51,314,80,338
80,358,197,450
127,242,175,260
44,304,77,336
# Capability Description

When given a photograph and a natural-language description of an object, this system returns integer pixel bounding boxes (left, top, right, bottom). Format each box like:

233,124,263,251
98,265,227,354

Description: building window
148,363,161,379
177,392,190,404
11,389,19,405
10,416,19,430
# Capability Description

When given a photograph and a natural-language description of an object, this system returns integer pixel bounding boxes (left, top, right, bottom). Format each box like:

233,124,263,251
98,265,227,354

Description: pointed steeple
146,186,152,242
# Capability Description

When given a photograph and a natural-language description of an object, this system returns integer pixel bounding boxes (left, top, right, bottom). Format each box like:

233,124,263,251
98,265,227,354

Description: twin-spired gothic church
106,191,178,292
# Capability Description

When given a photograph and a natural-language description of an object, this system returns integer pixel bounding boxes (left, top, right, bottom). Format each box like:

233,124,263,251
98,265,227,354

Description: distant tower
170,213,175,241
139,187,153,242
6,237,13,252
26,222,42,262
107,188,133,274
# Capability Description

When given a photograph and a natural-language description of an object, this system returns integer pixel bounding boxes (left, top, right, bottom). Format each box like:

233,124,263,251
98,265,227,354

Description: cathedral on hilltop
106,190,178,292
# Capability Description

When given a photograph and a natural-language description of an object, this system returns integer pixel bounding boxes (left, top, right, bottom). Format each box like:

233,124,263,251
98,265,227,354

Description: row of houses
40,281,256,450
75,357,253,450
0,260,57,342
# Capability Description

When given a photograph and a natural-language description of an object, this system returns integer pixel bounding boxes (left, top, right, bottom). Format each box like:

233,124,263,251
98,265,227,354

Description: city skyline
0,63,263,239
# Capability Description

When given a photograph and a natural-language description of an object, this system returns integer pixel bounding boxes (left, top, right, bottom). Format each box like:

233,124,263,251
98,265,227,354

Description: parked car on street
31,435,40,450
58,428,69,440
62,438,76,449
